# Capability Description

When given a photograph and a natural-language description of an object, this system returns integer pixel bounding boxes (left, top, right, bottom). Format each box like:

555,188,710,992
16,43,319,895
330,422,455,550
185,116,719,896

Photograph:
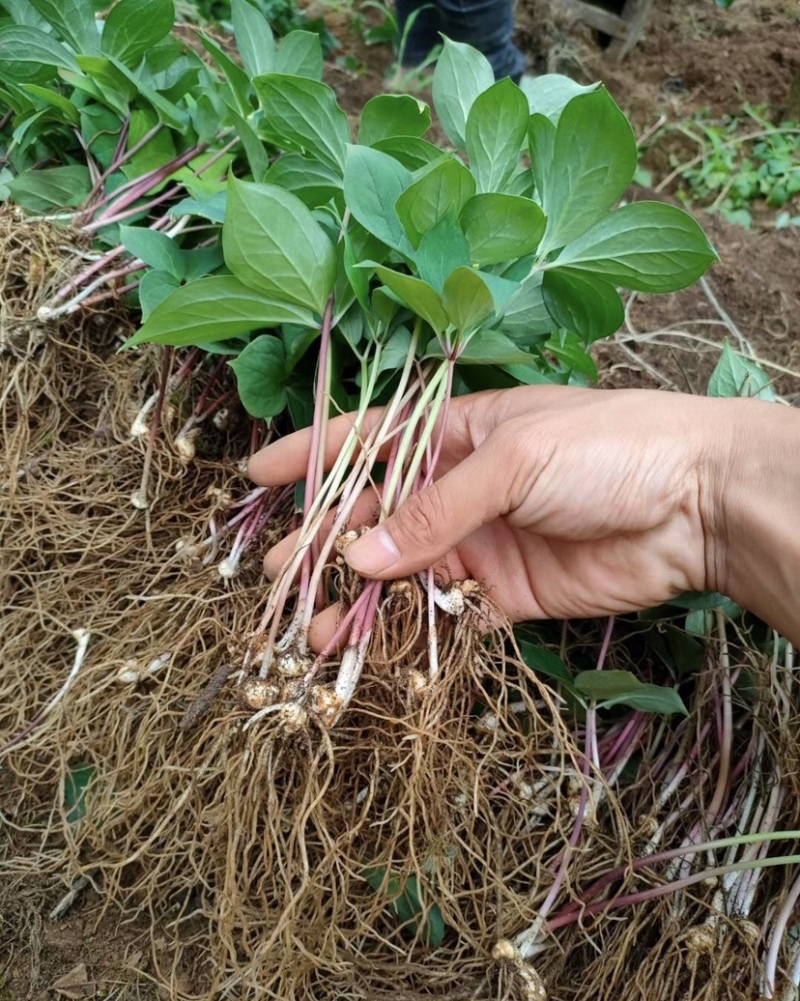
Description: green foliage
676,107,800,229
707,340,776,401
363,866,446,947
574,670,688,716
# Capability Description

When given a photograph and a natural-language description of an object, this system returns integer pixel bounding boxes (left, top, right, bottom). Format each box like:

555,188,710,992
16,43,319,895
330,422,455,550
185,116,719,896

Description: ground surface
2,0,799,996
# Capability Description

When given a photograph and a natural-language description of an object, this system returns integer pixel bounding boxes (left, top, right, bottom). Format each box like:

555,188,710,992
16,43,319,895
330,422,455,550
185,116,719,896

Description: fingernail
344,528,400,575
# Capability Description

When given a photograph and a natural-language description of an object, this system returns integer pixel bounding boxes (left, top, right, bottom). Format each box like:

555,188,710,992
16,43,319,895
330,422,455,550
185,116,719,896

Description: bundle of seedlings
5,4,800,999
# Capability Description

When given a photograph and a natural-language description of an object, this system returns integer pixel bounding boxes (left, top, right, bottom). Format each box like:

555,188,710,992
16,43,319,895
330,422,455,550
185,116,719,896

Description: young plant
124,33,718,730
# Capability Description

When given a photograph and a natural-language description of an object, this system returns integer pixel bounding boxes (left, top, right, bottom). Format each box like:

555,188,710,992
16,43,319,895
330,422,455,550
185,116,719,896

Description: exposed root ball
0,205,100,357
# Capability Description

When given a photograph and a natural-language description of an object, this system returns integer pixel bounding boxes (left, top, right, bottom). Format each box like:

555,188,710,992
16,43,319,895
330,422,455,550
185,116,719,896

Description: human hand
249,385,744,648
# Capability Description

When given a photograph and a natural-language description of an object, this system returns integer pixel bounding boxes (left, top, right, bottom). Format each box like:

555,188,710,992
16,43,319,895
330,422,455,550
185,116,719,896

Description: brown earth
2,1,800,998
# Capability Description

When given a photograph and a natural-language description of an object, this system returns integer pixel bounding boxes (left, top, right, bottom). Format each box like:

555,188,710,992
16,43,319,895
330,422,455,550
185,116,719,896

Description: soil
2,1,799,998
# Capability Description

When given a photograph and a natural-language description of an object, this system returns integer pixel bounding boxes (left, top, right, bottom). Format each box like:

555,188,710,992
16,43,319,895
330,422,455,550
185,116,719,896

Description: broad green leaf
75,54,137,100
374,268,448,334
79,105,122,169
120,225,184,279
665,591,740,613
265,152,341,208
232,0,275,78
343,230,370,310
707,341,776,401
540,89,637,252
1,0,51,27
64,763,96,824
451,330,533,365
372,136,443,171
416,212,471,291
123,275,316,347
494,273,553,342
519,74,598,122
273,30,323,80
553,201,718,292
169,190,227,223
442,267,494,333
431,36,494,149
517,638,577,695
465,78,529,193
282,324,319,371
254,74,349,174
138,268,180,320
223,178,336,313
21,84,79,124
358,94,430,146
574,670,688,716
182,245,224,281
198,33,252,118
528,112,555,203
0,25,79,82
8,164,90,211
479,272,521,315
362,867,445,948
228,106,270,180
460,193,545,265
108,56,187,128
545,331,598,382
344,145,413,255
542,268,624,343
395,156,476,247
229,335,288,418
101,0,174,68
30,0,98,53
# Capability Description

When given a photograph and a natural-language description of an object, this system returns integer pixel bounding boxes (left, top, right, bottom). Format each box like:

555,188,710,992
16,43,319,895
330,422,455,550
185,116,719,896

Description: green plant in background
676,106,800,229
177,0,337,53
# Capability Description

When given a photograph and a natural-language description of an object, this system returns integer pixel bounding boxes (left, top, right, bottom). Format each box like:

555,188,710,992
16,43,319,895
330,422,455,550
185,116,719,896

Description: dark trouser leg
437,0,526,81
396,0,443,66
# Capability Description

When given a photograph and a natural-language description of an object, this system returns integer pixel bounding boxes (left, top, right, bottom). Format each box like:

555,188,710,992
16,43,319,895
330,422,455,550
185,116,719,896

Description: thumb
343,438,510,580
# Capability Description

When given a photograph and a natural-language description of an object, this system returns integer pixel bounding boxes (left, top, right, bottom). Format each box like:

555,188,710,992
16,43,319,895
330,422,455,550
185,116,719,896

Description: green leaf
344,144,413,255
374,268,448,334
371,136,443,171
460,193,545,265
452,330,533,365
442,267,494,333
395,156,476,247
7,164,90,211
20,84,79,124
1,0,51,28
64,763,96,825
30,0,99,53
416,212,471,291
231,0,275,78
542,269,624,343
138,269,180,320
574,670,688,716
358,94,431,146
519,74,598,122
540,89,637,252
0,25,79,82
120,225,185,279
362,867,445,948
253,74,349,174
465,78,529,194
169,191,227,223
545,331,598,382
265,152,341,208
528,113,555,202
182,245,224,282
431,36,494,149
108,56,187,128
517,638,578,695
228,106,270,180
74,54,137,99
199,31,252,117
123,275,316,347
223,178,336,313
553,201,718,293
274,30,323,80
707,341,776,401
101,0,174,68
229,335,288,418
494,273,553,342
